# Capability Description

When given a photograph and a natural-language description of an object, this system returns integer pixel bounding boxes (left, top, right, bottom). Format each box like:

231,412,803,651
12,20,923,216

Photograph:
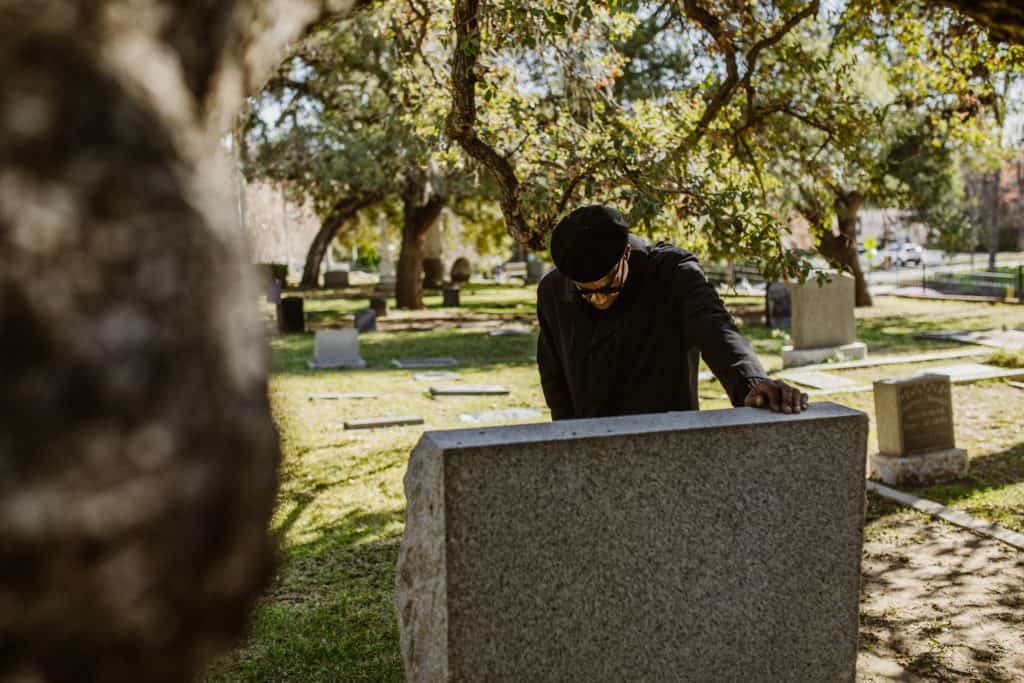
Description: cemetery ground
206,284,1024,682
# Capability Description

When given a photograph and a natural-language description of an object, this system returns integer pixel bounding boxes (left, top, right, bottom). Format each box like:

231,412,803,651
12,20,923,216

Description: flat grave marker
344,415,424,430
488,327,532,336
786,371,860,390
413,371,461,382
928,362,1024,383
458,408,543,423
308,392,378,400
392,357,458,369
429,384,509,396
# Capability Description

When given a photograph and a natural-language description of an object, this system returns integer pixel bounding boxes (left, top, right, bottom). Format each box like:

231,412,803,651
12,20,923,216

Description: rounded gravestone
423,257,445,289
450,257,472,284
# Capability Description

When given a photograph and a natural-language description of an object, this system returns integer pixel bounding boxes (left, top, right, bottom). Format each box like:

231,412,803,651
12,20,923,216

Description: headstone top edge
422,403,866,450
873,373,952,388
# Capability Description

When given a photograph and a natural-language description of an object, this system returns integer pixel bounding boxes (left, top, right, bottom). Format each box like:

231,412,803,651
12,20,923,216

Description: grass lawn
205,286,1024,682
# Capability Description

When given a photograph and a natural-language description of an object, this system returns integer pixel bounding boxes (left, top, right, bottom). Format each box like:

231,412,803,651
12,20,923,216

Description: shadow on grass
858,517,1024,682
865,440,1024,531
206,506,407,683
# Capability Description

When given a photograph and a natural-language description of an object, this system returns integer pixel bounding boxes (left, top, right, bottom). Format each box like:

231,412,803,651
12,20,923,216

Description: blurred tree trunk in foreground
0,1,366,681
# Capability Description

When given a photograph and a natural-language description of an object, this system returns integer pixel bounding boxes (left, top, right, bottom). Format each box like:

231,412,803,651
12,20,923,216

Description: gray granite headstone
396,404,868,682
442,286,460,307
791,273,855,349
266,278,283,304
765,281,791,329
353,308,377,333
308,329,367,369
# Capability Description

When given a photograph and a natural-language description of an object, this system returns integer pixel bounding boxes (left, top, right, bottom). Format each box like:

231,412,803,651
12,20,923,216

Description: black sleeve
536,288,574,420
672,258,768,407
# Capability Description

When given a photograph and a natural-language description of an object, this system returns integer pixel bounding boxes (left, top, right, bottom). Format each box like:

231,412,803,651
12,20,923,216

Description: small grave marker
370,296,389,319
488,327,532,336
323,270,350,288
354,308,377,333
458,408,543,423
413,371,461,381
277,296,305,333
345,415,424,430
443,286,461,307
786,371,860,390
308,392,378,400
392,357,458,369
266,278,283,304
928,362,1024,383
430,384,509,396
869,374,967,485
308,329,367,369
765,282,791,329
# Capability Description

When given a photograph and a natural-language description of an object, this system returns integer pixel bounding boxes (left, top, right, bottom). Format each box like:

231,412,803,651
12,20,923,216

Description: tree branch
446,0,545,248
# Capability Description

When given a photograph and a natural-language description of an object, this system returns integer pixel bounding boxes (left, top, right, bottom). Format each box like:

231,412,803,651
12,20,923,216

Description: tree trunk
0,3,380,680
988,168,1001,271
396,195,446,310
817,192,873,307
300,195,379,288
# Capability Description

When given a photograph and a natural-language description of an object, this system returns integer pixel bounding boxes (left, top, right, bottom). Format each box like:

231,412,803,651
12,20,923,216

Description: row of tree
242,0,1023,308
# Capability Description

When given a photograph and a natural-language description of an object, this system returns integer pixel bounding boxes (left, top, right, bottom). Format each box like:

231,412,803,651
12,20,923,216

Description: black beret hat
550,205,629,282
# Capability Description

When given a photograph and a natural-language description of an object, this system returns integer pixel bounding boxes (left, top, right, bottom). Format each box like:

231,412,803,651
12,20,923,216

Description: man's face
574,246,630,310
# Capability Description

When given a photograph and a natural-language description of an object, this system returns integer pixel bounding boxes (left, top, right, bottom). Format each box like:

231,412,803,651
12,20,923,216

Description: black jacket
537,236,768,419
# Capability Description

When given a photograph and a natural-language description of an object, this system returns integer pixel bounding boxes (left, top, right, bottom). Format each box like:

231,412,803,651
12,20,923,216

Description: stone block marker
765,281,791,329
276,296,305,334
308,329,367,369
353,308,377,333
869,374,967,485
344,415,424,430
395,403,868,682
429,384,509,396
442,286,461,307
323,270,350,288
782,273,866,368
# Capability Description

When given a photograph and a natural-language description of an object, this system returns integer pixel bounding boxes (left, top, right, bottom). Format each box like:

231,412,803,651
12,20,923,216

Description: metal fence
898,265,1024,302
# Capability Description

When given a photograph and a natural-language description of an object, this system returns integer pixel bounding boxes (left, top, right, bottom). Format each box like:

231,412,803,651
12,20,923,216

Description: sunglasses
573,252,628,300
574,283,626,299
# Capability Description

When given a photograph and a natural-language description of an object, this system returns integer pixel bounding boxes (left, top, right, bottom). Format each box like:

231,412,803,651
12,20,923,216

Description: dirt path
858,516,1024,681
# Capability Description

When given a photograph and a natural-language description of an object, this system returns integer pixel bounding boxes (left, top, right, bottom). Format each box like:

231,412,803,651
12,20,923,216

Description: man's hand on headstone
744,379,808,414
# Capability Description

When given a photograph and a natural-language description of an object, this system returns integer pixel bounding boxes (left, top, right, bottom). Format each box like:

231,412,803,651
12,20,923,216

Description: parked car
887,242,923,267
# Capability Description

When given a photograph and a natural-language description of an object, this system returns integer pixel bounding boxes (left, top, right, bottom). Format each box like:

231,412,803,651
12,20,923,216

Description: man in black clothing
537,204,808,420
